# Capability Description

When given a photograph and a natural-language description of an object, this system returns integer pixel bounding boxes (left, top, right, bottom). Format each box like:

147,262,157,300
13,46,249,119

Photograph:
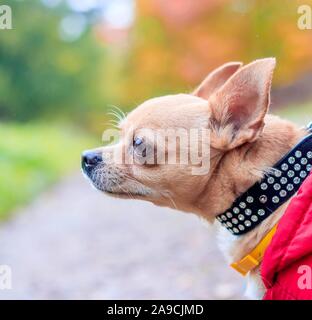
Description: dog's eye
133,137,147,159
133,137,143,148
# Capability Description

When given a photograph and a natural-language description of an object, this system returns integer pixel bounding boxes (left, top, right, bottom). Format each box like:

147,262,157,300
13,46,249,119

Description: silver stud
233,207,240,214
239,202,246,209
268,177,275,184
294,164,301,171
232,218,238,225
307,151,312,159
288,157,295,164
221,215,227,221
294,177,300,184
244,220,251,227
260,183,268,190
307,164,312,172
300,171,307,179
286,183,294,191
226,222,233,228
287,170,295,178
238,224,245,231
279,190,287,197
274,170,282,177
245,208,252,215
238,214,245,221
226,212,233,218
216,217,222,222
259,195,267,203
251,215,258,222
246,196,254,203
233,227,239,234
258,209,265,216
280,177,287,184
273,183,281,190
281,163,288,171
272,196,280,203
301,158,308,165
295,150,302,158
229,229,234,234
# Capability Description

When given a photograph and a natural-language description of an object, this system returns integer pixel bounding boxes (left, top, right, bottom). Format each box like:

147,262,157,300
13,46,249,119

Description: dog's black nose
82,150,103,173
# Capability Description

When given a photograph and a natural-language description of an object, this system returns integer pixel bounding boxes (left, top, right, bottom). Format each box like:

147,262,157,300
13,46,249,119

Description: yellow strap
230,224,278,276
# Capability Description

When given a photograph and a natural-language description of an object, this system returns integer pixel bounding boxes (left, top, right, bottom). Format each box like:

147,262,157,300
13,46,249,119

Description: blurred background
0,0,312,299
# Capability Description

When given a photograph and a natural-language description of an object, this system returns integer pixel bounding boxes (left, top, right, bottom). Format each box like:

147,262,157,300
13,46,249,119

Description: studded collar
217,123,312,236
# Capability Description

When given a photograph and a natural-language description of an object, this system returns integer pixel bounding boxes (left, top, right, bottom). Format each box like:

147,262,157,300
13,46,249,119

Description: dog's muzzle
81,150,103,176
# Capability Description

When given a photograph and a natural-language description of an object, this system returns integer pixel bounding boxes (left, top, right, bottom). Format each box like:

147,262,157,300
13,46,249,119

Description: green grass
0,122,96,220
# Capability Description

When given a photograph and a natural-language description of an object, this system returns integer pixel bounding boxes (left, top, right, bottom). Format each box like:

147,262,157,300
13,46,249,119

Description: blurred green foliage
0,1,110,218
0,0,108,122
0,123,96,220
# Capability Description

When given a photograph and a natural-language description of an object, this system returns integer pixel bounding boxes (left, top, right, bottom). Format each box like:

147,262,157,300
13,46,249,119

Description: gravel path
0,174,244,299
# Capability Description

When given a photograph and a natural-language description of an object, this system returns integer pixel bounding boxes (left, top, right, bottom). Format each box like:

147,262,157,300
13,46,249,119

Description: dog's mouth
82,164,122,193
82,163,151,198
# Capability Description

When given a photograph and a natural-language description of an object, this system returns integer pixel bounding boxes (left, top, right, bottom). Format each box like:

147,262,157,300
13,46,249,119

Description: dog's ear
193,62,242,99
208,58,276,150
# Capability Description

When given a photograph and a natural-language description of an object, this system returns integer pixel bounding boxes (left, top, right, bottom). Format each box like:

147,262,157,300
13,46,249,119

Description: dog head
82,58,276,217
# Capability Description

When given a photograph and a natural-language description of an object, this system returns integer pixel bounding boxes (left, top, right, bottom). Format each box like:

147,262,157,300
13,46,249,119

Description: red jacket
261,172,312,300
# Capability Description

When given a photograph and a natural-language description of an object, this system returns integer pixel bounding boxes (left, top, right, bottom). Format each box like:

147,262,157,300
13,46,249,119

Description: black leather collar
217,123,312,236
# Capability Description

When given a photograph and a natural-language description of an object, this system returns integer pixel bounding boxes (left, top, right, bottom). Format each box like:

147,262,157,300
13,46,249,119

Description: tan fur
84,58,308,298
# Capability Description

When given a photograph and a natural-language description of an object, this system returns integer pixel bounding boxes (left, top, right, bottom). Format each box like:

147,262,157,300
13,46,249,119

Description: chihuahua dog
82,58,307,299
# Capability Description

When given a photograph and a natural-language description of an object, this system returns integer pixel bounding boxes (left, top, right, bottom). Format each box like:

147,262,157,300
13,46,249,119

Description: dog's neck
197,114,307,261
196,114,307,298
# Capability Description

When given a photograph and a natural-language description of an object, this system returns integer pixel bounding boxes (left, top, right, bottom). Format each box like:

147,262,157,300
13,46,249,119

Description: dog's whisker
110,104,126,119
107,111,124,124
118,182,135,200
108,119,122,130
107,105,127,126
159,190,177,209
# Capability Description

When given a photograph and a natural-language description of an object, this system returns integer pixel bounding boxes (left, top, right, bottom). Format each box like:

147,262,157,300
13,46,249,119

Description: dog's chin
104,190,138,199
102,188,151,200
82,167,153,199
86,179,149,200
